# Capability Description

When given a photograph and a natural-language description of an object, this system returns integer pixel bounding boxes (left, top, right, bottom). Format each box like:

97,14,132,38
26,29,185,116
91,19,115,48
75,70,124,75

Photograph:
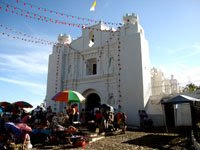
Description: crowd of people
85,104,127,134
0,104,127,149
0,104,82,149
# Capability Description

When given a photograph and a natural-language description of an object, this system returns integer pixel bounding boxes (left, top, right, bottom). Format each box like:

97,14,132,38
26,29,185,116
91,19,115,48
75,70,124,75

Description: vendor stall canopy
161,95,200,104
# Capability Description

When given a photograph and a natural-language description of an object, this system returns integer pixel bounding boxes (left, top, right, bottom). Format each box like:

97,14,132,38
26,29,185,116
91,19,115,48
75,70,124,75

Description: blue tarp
0,106,3,114
32,129,51,135
4,122,22,136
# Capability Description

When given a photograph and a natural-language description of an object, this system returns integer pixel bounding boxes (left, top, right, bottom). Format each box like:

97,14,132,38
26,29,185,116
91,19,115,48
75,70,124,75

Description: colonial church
45,13,179,126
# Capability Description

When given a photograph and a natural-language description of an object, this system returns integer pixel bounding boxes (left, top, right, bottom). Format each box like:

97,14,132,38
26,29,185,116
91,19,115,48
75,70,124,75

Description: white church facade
45,13,180,126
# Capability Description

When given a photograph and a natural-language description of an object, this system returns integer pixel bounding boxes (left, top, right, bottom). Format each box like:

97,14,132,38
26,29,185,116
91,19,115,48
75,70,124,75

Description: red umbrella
0,101,12,108
13,101,33,108
16,123,32,132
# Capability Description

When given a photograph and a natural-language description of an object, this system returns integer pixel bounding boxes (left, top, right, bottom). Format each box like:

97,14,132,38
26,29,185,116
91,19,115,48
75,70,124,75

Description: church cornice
63,74,116,84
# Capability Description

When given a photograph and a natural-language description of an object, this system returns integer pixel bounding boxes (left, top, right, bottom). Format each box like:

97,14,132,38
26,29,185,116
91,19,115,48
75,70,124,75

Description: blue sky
0,0,200,108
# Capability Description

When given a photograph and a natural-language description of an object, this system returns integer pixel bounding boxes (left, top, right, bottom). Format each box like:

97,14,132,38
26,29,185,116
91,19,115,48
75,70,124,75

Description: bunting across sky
3,0,121,26
0,31,54,45
0,2,88,27
0,2,120,32
0,23,56,44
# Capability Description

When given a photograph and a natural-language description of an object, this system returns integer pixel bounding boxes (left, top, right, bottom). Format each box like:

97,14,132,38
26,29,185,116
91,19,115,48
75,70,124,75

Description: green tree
184,83,199,92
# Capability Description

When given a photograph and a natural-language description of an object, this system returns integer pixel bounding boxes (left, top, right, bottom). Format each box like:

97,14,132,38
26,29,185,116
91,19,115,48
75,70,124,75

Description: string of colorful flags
117,31,122,105
0,31,54,45
0,23,95,55
0,23,120,57
0,2,88,27
0,2,119,32
0,24,56,44
5,0,121,26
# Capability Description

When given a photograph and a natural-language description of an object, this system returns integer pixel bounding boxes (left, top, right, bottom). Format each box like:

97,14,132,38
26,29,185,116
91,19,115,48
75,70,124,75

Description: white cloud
0,51,50,74
153,42,200,86
0,77,45,90
156,64,200,86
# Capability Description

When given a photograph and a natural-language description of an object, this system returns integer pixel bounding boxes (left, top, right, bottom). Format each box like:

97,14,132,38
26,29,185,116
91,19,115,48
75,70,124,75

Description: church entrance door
85,93,101,121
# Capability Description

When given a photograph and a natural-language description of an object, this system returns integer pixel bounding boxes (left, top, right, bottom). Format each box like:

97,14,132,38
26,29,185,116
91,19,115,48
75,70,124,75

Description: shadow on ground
33,144,75,149
123,134,192,149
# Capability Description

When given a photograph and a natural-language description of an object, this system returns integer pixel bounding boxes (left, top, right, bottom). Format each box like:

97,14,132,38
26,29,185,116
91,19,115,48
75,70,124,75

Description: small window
86,58,97,75
93,63,97,75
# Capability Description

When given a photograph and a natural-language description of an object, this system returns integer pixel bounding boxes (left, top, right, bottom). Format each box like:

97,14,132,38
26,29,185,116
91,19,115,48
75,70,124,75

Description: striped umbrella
52,90,85,103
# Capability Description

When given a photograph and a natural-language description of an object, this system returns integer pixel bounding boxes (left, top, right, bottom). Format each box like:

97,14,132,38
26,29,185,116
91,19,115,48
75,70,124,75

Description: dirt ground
33,129,194,150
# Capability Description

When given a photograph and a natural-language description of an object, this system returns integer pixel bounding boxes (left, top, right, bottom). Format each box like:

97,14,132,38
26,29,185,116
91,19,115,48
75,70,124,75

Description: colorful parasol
0,101,12,108
52,90,85,103
13,101,33,108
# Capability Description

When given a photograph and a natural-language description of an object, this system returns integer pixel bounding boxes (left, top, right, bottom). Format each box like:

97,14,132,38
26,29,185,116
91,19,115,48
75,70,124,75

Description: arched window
89,31,94,47
89,31,94,42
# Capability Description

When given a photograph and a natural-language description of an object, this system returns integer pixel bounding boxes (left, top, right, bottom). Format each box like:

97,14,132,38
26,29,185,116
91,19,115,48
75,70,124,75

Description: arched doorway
86,93,101,111
82,89,101,121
